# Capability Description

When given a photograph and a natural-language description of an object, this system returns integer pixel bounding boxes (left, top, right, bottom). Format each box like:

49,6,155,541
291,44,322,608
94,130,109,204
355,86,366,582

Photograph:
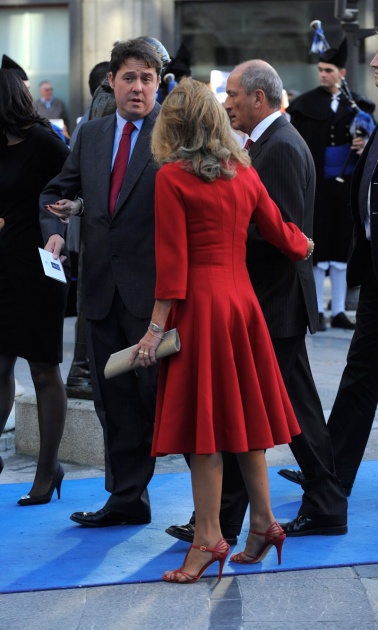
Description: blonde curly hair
151,78,250,182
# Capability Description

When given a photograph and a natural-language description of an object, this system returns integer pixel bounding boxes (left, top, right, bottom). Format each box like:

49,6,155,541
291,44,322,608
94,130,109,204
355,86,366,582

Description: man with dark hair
69,61,110,150
88,61,110,97
66,41,170,398
39,38,162,527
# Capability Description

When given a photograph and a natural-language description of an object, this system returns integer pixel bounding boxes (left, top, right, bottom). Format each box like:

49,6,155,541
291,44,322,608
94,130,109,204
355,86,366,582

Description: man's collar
115,111,143,132
251,110,282,142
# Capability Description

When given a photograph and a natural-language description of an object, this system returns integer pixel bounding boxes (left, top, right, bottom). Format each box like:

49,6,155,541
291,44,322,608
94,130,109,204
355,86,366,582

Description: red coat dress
151,162,307,456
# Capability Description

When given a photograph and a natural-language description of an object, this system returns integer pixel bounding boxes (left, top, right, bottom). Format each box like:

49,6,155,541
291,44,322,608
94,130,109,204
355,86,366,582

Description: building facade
1,0,377,134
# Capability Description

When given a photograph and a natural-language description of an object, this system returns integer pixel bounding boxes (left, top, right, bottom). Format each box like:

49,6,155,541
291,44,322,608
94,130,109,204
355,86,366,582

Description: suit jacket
40,103,160,320
347,125,378,287
247,114,318,337
34,98,68,126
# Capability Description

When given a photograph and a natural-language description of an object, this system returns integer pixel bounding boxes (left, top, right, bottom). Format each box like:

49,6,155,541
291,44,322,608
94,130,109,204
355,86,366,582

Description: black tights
0,354,67,495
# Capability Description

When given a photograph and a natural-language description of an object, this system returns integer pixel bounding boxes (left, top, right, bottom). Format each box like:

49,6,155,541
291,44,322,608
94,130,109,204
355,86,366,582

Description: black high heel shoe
17,463,65,506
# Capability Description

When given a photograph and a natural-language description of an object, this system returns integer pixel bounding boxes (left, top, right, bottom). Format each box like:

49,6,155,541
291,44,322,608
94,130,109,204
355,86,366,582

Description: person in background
34,80,69,142
158,41,192,102
69,61,110,149
132,78,314,583
288,38,375,331
40,38,162,528
286,88,301,105
1,54,30,89
0,69,70,502
1,57,67,144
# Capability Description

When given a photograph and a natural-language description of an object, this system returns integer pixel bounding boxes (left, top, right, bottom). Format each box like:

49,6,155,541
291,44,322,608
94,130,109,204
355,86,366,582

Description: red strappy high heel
230,521,286,565
163,537,230,584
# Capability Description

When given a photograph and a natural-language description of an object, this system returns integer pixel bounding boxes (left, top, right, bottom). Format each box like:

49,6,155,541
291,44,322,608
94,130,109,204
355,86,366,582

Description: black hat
1,54,28,80
319,38,347,68
136,37,171,72
164,42,192,80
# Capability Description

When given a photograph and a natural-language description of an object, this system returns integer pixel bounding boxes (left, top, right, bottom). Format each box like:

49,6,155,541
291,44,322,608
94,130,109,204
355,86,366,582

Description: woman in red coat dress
132,79,314,583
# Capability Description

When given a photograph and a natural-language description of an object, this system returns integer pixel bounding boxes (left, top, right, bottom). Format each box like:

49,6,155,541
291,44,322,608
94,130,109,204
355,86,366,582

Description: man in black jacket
282,46,378,498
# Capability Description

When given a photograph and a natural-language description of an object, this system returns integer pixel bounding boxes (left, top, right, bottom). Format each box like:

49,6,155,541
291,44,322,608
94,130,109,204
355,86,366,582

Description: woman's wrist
304,237,315,260
148,326,164,340
149,321,164,333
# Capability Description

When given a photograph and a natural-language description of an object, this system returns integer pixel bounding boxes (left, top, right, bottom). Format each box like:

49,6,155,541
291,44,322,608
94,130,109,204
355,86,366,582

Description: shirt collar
250,111,282,142
115,111,143,133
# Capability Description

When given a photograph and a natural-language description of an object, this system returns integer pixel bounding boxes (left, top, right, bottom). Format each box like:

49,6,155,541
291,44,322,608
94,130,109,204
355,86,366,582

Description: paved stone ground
1,288,378,630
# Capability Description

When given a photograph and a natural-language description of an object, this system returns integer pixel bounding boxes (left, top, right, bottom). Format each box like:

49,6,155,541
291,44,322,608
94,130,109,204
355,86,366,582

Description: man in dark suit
315,49,378,496
39,39,162,527
166,59,347,541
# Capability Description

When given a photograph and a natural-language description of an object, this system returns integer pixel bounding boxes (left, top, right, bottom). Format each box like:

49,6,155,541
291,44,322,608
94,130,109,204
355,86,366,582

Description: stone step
15,395,104,467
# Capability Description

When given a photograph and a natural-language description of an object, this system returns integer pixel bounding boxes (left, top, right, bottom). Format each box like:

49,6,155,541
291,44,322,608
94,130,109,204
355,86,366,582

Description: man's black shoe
70,507,150,527
317,313,327,332
165,522,237,546
277,468,352,496
277,468,304,485
280,515,348,537
331,312,355,330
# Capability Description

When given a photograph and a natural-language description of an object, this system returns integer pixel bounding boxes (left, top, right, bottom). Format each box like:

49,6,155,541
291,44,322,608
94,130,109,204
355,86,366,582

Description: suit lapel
250,114,288,162
113,103,160,216
95,115,116,217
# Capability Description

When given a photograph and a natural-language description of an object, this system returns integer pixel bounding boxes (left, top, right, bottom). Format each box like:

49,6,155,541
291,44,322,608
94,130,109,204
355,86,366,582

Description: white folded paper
38,248,67,283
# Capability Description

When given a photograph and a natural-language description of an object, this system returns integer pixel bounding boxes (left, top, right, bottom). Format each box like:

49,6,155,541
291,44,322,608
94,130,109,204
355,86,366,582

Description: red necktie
244,138,253,151
109,121,135,217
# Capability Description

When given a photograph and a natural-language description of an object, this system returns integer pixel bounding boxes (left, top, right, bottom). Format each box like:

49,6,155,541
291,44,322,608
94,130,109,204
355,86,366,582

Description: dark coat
287,86,374,176
39,104,160,321
247,114,318,337
347,125,378,287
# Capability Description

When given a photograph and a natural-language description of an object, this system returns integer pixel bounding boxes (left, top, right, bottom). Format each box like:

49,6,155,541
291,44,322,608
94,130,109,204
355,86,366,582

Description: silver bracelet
149,321,164,333
304,238,315,260
147,327,163,340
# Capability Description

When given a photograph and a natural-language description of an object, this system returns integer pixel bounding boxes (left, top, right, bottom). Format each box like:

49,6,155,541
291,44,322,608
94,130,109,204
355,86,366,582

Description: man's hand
44,234,66,262
351,134,367,156
45,198,82,223
0,218,4,231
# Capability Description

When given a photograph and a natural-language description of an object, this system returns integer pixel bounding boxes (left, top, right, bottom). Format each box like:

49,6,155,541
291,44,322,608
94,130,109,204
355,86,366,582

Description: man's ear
108,72,115,89
254,88,265,104
340,68,347,79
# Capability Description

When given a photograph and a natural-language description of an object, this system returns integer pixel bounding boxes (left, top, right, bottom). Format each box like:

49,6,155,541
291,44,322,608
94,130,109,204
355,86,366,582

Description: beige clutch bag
104,328,181,379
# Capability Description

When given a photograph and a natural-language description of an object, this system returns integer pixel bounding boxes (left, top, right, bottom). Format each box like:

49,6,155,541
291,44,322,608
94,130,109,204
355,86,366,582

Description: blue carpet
1,462,377,593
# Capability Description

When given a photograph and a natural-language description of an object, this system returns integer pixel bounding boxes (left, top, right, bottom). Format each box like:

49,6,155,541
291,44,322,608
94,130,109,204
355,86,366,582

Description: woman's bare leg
236,450,277,558
164,452,224,581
